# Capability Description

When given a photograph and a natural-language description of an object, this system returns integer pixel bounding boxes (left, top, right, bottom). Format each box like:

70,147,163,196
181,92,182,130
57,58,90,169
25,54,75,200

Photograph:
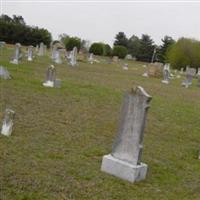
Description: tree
65,37,81,51
112,45,128,59
127,35,140,58
166,37,200,70
114,32,128,48
104,44,112,56
89,43,104,55
137,34,155,62
157,36,175,63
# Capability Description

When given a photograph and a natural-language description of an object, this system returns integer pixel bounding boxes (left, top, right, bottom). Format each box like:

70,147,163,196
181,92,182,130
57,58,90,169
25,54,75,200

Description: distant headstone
38,42,45,56
112,56,119,63
180,68,184,74
10,43,22,64
161,63,170,84
0,41,6,48
125,54,132,60
69,47,77,66
122,63,128,70
101,86,152,183
51,45,57,60
0,66,11,79
147,62,163,77
1,108,15,136
54,49,62,64
181,67,196,88
88,53,94,64
27,45,34,61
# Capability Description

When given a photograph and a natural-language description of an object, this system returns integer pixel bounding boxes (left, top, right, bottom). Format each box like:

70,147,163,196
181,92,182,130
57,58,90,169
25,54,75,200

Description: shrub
104,44,112,56
112,45,128,59
65,37,81,51
89,43,104,55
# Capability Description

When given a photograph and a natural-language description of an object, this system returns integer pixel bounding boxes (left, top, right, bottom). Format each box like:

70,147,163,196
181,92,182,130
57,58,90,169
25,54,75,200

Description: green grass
0,46,200,200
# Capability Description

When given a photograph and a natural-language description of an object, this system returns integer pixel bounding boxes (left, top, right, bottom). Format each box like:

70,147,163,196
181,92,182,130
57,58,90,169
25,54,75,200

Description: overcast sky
2,1,200,46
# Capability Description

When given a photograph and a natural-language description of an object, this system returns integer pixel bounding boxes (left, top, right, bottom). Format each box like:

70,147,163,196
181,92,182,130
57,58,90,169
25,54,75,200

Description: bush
65,37,81,52
112,45,128,59
89,43,104,55
166,38,200,70
104,44,112,56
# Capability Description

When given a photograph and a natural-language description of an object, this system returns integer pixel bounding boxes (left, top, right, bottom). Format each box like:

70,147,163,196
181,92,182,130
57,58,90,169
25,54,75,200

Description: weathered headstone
125,54,132,60
54,49,62,64
51,45,57,60
161,63,170,84
1,108,15,136
122,63,128,70
88,53,94,64
112,56,119,63
38,42,45,56
69,47,77,66
0,66,11,79
27,45,34,61
43,65,56,87
101,86,152,183
10,43,22,64
181,67,196,88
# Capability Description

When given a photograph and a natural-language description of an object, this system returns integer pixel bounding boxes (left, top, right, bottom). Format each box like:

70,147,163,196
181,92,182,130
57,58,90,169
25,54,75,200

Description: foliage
127,35,140,58
112,45,128,59
114,32,128,48
89,43,104,55
104,44,112,56
65,37,81,52
166,37,200,70
0,14,52,47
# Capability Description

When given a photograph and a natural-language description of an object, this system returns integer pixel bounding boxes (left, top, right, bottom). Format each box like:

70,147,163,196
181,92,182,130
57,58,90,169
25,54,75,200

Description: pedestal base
43,81,54,87
101,154,148,183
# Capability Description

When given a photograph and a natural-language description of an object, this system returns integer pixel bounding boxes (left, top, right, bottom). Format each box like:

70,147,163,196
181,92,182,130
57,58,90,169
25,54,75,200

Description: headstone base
10,59,18,65
43,81,54,87
101,154,148,183
161,80,169,84
1,123,13,136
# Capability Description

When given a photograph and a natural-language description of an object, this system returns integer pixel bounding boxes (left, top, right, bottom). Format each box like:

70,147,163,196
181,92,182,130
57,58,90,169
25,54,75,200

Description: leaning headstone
54,49,62,64
38,42,45,56
69,47,77,66
181,67,196,88
0,66,11,79
27,45,34,61
88,53,94,64
10,43,22,64
1,108,15,136
101,86,152,183
161,63,170,84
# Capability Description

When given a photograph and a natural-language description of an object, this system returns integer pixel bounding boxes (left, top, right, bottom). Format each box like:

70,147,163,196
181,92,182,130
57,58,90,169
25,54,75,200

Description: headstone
43,65,56,87
197,69,200,87
0,66,11,79
51,45,57,60
197,68,200,76
88,53,94,64
181,67,196,88
125,54,132,60
0,41,6,49
161,63,170,84
1,108,15,136
69,47,77,66
101,86,152,183
180,68,184,74
147,62,163,78
54,49,62,64
27,45,34,61
112,56,119,63
122,63,128,70
38,42,45,56
10,43,22,64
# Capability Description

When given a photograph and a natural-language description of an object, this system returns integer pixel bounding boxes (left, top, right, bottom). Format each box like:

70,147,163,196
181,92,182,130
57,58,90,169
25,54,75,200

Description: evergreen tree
114,32,128,48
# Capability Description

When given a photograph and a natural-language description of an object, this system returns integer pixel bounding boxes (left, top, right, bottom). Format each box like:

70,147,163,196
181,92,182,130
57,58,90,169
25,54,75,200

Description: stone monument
38,42,45,56
181,67,196,88
0,66,11,79
10,43,22,64
161,63,170,84
88,53,94,64
101,86,152,183
69,47,77,66
27,45,34,61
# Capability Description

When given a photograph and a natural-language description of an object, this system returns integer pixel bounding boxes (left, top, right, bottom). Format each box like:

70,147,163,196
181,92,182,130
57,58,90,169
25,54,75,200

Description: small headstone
101,86,152,183
125,54,132,60
88,53,94,64
112,56,119,63
1,108,15,136
10,43,22,64
161,63,170,84
27,45,34,61
38,42,45,56
69,47,77,66
122,63,128,70
181,67,196,88
0,66,11,79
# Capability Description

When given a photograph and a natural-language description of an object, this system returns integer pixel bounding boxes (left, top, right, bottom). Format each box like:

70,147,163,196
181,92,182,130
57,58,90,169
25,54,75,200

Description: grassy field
0,46,200,200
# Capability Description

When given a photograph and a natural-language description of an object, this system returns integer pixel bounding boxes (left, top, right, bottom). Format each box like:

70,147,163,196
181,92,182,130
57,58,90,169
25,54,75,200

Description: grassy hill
0,46,200,200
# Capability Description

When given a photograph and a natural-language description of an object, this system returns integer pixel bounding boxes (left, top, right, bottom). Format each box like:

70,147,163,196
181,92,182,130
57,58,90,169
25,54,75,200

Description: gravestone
181,67,196,88
161,63,170,84
147,62,163,77
69,47,77,66
125,54,132,60
51,45,57,60
88,53,94,64
122,63,128,70
101,86,152,183
43,65,56,87
54,49,62,64
1,108,15,136
197,69,200,87
27,45,34,61
0,66,11,79
38,42,45,56
180,68,184,74
10,43,22,64
112,56,119,63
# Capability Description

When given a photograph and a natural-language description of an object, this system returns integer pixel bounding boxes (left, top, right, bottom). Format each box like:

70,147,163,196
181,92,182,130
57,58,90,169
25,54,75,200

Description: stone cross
101,86,152,183
38,42,45,56
27,45,34,61
1,108,15,136
181,67,196,88
70,47,77,66
0,66,11,80
88,53,94,64
43,65,56,87
10,43,22,64
161,63,170,84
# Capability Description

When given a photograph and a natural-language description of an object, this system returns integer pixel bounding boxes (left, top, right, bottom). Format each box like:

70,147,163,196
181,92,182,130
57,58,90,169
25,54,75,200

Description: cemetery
0,5,200,199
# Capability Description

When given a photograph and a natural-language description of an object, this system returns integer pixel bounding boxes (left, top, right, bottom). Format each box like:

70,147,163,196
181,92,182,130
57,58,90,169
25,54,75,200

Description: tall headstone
43,65,56,87
181,67,196,88
69,47,77,66
101,86,152,183
27,45,34,61
38,42,45,56
0,66,11,79
54,49,62,64
88,53,94,64
51,45,57,60
161,63,170,84
10,43,22,64
1,108,15,136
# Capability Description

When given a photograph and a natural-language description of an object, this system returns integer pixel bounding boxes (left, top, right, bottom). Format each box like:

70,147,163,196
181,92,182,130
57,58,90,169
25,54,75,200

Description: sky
2,0,200,46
